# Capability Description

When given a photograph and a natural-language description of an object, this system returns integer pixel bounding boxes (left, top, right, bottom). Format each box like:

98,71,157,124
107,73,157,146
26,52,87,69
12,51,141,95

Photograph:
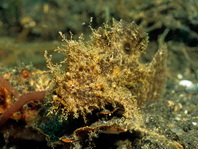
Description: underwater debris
41,20,168,147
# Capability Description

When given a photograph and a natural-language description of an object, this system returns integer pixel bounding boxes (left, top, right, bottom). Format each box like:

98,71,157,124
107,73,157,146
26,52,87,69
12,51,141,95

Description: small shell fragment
179,80,193,87
179,80,198,92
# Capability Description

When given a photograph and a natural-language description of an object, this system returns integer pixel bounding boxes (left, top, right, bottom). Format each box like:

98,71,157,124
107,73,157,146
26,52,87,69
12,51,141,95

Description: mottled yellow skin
45,20,167,124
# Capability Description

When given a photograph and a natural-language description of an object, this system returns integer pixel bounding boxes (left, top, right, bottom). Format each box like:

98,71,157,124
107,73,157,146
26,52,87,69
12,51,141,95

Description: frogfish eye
123,42,131,54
